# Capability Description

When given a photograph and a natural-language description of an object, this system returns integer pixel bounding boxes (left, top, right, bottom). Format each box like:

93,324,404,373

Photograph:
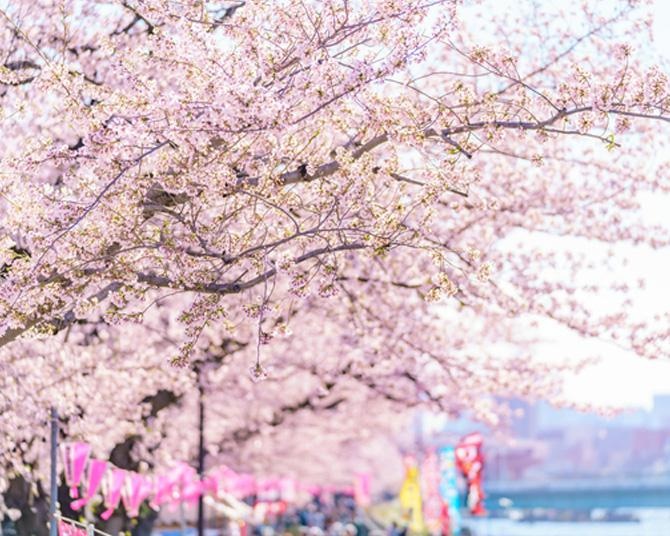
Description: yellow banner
399,459,425,533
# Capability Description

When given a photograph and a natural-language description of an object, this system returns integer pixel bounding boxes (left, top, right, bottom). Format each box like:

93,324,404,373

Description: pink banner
54,453,376,518
60,443,91,498
354,473,372,507
421,449,443,531
150,474,173,510
182,480,204,504
257,477,281,502
212,466,240,497
71,459,107,510
121,472,148,518
202,475,218,496
280,478,297,503
58,519,87,536
101,468,126,520
226,473,255,499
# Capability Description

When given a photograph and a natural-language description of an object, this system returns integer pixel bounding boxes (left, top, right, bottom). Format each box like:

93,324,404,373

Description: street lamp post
197,383,206,536
49,407,59,536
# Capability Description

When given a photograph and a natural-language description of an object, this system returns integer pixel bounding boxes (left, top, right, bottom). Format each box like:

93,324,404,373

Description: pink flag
140,476,155,504
58,519,86,536
100,468,126,521
181,478,204,504
202,475,217,496
58,520,72,536
354,473,372,507
212,465,239,496
121,472,147,518
280,478,297,503
257,477,280,502
150,474,173,510
58,519,72,536
71,459,108,510
60,443,91,498
420,449,442,531
156,463,195,507
237,474,256,498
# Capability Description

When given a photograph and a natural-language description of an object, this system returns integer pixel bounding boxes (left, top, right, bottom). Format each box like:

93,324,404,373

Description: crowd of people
248,496,378,536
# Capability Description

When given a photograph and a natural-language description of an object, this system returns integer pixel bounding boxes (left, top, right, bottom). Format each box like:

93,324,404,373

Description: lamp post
49,407,59,536
197,381,206,536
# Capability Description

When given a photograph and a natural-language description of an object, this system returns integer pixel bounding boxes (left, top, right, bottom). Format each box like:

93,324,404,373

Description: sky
558,0,670,410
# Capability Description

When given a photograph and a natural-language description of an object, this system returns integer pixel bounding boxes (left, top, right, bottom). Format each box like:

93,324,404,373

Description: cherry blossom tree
1,0,670,532
1,0,668,362
1,294,570,532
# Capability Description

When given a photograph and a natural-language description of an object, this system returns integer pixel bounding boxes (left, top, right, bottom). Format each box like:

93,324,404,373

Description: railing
54,513,113,536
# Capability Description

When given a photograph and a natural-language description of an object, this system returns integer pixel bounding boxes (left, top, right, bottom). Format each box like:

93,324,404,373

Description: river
464,508,670,536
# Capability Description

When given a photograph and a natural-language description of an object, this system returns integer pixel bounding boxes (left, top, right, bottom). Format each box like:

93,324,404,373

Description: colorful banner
60,441,369,521
121,472,151,518
353,473,372,508
438,446,461,536
58,519,87,536
455,433,485,516
71,459,107,511
60,442,91,499
399,456,424,533
100,468,126,520
280,477,297,503
421,449,443,533
150,474,173,510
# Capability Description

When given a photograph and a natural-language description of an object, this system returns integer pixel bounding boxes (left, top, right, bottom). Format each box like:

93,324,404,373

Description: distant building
652,395,670,427
448,395,670,482
507,399,538,438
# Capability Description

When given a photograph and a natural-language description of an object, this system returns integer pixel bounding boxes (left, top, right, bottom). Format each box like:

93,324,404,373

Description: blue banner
438,446,461,536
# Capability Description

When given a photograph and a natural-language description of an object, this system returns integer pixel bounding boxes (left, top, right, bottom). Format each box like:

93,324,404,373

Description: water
464,508,670,536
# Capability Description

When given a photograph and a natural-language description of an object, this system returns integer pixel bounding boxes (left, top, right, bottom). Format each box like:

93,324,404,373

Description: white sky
558,0,670,410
